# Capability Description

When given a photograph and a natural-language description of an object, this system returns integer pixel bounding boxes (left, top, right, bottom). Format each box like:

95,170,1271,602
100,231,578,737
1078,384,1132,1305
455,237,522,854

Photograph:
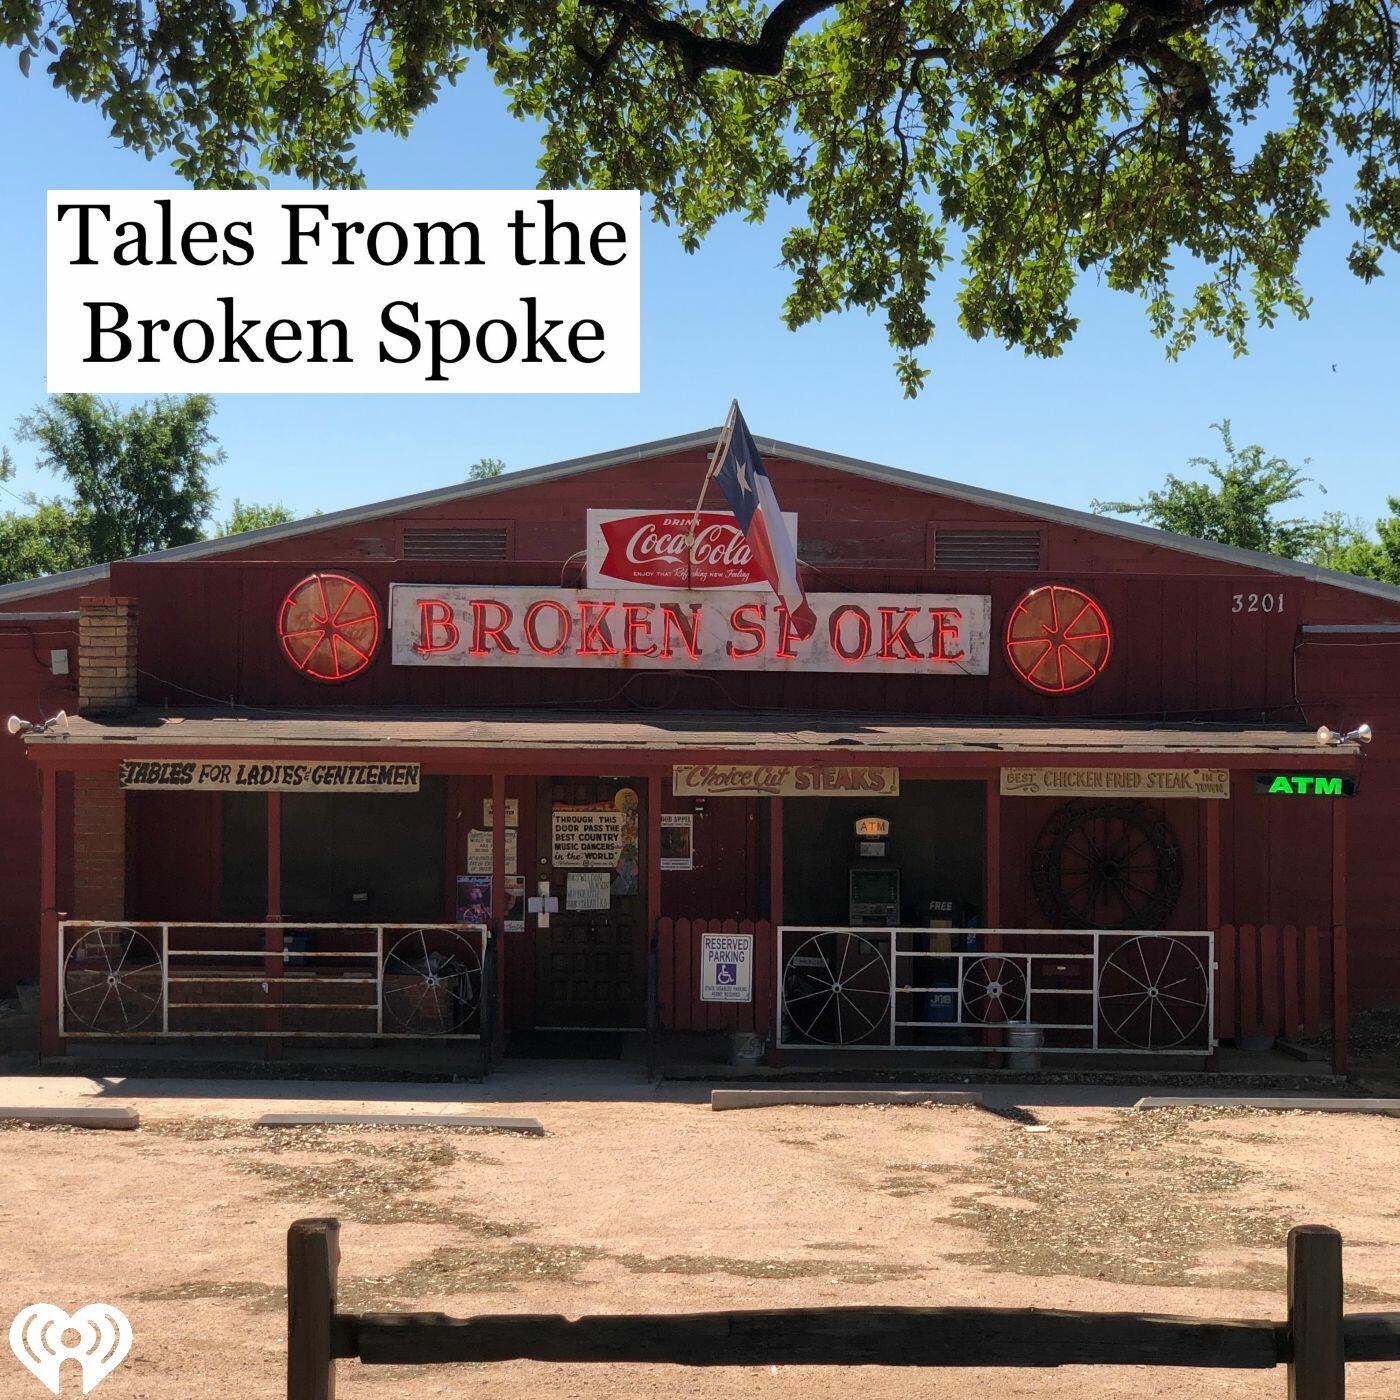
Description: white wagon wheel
781,931,891,1046
381,928,482,1035
63,926,162,1033
1097,935,1209,1049
961,955,1029,1024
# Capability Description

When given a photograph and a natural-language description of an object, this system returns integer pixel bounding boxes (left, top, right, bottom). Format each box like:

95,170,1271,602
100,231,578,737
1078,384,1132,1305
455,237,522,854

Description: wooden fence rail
288,1219,1400,1399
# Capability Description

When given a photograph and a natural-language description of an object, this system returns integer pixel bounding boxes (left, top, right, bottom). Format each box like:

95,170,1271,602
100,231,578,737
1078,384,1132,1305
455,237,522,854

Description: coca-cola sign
586,509,798,590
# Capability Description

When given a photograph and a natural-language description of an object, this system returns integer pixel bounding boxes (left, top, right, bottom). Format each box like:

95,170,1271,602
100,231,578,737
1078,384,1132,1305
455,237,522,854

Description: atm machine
848,816,900,926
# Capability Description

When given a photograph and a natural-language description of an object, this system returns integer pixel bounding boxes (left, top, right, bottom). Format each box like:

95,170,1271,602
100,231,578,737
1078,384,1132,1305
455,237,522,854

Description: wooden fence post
1288,1224,1344,1400
288,1218,340,1400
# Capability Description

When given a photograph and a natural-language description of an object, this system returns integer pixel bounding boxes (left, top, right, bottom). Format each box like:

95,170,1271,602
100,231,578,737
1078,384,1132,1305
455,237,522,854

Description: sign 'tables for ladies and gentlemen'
118,759,422,792
389,584,990,675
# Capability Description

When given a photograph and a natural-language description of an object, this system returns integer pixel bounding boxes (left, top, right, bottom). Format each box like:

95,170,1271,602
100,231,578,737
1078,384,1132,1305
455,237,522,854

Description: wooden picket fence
1215,924,1335,1043
288,1218,1400,1399
654,917,775,1034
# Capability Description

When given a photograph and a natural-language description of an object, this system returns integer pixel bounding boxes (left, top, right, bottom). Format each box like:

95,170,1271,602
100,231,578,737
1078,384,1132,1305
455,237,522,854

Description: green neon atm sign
1254,773,1356,798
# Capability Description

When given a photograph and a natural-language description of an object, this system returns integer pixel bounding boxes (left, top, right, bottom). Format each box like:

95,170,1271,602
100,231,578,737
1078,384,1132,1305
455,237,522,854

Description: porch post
1204,796,1222,1070
265,791,283,1044
1204,797,1222,931
266,791,282,919
38,764,61,1058
982,773,1003,1062
983,775,1002,926
1331,796,1349,1078
490,769,507,1060
646,772,663,1067
646,771,662,935
769,797,784,926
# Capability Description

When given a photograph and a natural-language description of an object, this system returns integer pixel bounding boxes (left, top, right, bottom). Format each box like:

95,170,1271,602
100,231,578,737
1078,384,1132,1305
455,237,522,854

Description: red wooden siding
121,557,1317,723
5,439,1400,1014
656,918,775,1035
1214,925,1332,1041
0,621,79,987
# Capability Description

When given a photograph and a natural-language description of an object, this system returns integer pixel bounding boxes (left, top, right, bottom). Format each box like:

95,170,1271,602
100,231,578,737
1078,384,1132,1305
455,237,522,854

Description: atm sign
1255,773,1355,798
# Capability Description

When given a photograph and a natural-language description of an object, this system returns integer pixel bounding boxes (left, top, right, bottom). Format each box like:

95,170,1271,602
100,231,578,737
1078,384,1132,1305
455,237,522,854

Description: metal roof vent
401,525,510,561
933,528,1041,571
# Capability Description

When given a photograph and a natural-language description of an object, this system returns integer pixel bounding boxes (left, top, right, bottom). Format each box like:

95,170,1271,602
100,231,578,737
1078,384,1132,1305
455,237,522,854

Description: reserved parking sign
700,932,754,1004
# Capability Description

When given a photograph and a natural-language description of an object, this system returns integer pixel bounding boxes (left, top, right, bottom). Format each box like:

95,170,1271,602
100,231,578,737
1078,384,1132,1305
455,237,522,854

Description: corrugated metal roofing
25,708,1358,758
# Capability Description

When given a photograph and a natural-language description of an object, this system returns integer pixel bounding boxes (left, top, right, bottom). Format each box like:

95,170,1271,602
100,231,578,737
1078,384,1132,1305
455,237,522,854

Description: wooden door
534,777,647,1028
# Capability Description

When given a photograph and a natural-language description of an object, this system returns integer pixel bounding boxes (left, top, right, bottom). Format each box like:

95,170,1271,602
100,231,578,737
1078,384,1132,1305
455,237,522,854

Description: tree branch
999,0,1101,83
577,0,834,77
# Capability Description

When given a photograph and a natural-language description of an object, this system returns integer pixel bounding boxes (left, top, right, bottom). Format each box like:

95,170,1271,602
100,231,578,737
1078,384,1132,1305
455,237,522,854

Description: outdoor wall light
5,711,69,738
1315,723,1374,747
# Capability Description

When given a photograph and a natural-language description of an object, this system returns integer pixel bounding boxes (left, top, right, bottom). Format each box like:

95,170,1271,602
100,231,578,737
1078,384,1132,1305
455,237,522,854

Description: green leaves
216,497,297,533
12,393,222,566
1096,430,1400,587
7,0,1400,388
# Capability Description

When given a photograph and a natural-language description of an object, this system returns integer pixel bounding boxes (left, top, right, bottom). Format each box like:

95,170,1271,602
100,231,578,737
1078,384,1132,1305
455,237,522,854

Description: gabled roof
2,426,1397,606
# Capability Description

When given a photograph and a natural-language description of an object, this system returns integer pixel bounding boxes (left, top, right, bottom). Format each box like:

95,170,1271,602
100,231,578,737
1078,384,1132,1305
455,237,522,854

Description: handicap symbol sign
715,962,737,986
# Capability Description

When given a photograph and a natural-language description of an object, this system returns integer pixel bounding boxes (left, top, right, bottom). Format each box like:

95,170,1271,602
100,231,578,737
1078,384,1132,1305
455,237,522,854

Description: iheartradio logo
588,509,798,590
10,1304,132,1394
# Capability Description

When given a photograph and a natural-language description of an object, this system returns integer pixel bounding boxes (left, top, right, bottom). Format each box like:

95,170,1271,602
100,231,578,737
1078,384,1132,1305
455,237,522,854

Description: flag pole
685,399,738,591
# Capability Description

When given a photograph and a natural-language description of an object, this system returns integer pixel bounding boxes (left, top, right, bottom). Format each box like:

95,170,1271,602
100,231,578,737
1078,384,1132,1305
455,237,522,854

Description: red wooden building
1,427,1395,1071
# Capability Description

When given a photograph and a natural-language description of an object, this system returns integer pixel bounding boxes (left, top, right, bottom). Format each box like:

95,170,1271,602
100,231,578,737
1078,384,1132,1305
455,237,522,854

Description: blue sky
1,58,1396,528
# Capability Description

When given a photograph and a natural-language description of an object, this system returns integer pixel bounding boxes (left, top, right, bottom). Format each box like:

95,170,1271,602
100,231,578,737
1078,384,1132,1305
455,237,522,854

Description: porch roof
24,707,1359,763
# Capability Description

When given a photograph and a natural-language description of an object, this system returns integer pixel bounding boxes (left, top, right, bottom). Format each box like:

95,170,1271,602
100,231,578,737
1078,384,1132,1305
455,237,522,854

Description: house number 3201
1232,592,1285,613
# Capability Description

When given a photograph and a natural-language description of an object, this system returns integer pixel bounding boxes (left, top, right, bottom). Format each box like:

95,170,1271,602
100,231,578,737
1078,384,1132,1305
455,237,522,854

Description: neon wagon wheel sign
277,572,381,682
1005,584,1112,695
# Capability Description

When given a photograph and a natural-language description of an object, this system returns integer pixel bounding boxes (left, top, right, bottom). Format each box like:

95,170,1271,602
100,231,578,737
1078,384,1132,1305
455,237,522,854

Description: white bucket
730,1031,765,1067
1006,1026,1044,1071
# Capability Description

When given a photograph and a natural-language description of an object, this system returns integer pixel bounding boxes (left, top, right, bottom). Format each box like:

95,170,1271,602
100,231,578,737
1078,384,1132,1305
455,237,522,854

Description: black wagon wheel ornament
1097,935,1210,1049
63,926,163,1033
382,928,482,1035
961,955,1029,1024
1032,800,1183,930
782,931,891,1046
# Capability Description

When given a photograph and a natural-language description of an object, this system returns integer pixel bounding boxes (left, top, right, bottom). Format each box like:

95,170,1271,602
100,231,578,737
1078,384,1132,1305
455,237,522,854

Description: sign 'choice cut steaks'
388,585,992,675
585,509,799,590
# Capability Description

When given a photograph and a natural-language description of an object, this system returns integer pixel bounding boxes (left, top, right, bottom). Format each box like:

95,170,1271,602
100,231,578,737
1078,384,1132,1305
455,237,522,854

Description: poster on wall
700,932,753,1003
504,875,525,932
455,875,491,926
566,871,611,911
467,827,518,875
660,814,694,871
483,797,519,827
551,809,626,868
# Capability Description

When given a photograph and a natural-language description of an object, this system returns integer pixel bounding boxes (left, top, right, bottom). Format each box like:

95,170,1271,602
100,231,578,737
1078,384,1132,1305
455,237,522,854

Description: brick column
79,595,138,714
73,771,126,919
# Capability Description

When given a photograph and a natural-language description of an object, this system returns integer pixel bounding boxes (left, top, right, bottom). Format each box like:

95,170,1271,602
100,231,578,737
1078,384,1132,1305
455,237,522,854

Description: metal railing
776,926,1214,1054
58,921,490,1040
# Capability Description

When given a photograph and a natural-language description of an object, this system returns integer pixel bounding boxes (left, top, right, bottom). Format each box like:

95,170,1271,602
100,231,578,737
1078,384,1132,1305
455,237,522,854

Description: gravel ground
2,1083,1398,1399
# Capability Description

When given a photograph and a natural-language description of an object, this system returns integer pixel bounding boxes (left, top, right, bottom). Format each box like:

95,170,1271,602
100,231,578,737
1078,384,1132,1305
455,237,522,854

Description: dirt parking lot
2,1075,1398,1399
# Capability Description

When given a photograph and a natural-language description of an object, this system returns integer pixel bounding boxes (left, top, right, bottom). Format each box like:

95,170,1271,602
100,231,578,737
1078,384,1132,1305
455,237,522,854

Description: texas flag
711,403,816,638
